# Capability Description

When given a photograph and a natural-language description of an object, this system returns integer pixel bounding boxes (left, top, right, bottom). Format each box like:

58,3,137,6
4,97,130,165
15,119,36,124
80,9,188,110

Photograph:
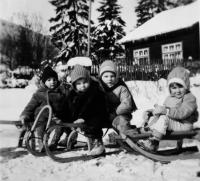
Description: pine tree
49,0,90,62
135,0,196,27
91,0,126,62
170,0,196,7
135,0,173,27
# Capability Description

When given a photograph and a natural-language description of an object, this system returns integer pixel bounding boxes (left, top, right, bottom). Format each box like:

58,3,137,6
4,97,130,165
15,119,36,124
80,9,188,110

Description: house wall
124,23,199,64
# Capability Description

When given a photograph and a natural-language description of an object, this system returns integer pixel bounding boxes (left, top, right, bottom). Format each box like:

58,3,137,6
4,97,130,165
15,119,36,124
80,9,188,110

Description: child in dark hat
19,66,70,151
67,64,108,156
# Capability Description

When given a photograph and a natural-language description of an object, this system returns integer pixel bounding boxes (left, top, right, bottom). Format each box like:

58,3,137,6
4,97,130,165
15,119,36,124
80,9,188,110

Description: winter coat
67,79,108,128
100,78,137,119
164,92,198,123
20,83,70,123
164,66,198,123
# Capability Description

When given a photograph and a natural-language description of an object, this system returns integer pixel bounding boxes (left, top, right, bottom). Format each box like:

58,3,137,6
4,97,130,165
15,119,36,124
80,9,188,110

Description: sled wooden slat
163,129,199,140
0,120,21,125
129,130,199,141
58,123,85,128
109,129,199,141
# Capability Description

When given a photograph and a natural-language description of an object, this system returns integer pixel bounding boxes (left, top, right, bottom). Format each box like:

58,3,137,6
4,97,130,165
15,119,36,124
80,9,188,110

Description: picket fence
91,59,198,81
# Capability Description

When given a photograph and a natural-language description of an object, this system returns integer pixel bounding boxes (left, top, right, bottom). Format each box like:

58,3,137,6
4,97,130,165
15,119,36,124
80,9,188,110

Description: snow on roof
67,56,92,67
119,0,200,44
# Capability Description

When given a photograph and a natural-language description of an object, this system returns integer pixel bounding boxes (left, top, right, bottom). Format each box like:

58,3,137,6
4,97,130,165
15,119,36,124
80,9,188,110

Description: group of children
19,59,198,156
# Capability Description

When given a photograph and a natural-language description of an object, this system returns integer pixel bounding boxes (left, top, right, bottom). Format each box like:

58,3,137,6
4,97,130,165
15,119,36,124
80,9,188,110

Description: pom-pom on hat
167,66,190,90
70,64,90,84
99,60,118,77
41,66,58,83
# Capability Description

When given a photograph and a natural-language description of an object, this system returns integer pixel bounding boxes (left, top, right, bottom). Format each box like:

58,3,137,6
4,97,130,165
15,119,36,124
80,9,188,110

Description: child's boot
89,139,105,156
49,126,66,150
138,137,159,152
58,136,68,147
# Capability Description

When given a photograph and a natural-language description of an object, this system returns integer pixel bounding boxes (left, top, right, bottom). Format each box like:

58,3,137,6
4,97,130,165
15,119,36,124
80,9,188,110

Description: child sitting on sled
66,64,108,156
19,66,70,151
139,66,198,152
99,60,137,135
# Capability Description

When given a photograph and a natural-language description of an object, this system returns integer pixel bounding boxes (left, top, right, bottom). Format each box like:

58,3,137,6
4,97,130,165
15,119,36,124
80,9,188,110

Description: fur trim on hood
167,66,190,90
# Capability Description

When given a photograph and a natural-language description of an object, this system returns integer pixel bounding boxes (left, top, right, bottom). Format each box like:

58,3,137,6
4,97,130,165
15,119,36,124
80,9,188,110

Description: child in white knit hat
99,60,137,135
139,66,198,152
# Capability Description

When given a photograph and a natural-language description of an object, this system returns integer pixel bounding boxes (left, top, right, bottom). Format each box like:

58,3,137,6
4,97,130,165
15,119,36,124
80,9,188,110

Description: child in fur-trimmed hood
139,66,198,152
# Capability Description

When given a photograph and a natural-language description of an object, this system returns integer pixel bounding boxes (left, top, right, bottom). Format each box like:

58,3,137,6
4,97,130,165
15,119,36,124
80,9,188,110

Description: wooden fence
91,59,200,81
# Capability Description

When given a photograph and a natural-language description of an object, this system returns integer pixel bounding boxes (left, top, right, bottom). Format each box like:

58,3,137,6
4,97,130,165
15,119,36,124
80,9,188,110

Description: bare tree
5,12,58,68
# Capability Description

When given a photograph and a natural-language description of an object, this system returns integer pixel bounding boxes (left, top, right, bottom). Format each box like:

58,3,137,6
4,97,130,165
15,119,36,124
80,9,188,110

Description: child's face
170,83,186,98
75,78,90,92
45,77,58,89
101,72,116,88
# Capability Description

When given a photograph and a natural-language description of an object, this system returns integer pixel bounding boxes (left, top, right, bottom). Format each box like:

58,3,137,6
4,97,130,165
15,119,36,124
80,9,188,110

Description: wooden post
198,0,200,60
87,0,92,57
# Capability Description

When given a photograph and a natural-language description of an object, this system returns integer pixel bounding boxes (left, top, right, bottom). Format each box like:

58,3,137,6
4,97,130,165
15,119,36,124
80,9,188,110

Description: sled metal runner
25,114,200,163
20,104,200,163
1,117,199,163
118,129,200,163
43,123,200,163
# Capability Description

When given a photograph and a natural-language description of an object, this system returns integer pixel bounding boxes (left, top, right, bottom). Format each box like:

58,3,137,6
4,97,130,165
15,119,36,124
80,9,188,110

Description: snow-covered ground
0,75,200,181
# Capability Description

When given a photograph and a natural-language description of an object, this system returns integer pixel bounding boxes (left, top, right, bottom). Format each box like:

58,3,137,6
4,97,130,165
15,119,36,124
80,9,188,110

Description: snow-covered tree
135,0,174,27
49,0,90,62
171,0,197,7
91,0,126,62
135,0,196,27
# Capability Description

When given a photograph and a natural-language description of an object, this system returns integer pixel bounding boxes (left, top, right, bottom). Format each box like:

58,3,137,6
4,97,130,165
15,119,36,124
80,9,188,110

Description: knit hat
167,66,190,90
99,60,118,77
41,66,58,83
70,64,90,84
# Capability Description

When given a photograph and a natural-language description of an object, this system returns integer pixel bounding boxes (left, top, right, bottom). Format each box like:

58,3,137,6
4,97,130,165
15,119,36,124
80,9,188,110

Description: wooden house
119,0,200,65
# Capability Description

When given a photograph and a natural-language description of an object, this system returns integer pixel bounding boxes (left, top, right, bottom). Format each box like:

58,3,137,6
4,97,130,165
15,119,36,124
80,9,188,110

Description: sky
0,0,137,34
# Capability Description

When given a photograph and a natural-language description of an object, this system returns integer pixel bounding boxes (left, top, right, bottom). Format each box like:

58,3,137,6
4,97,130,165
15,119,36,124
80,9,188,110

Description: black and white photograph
0,0,200,180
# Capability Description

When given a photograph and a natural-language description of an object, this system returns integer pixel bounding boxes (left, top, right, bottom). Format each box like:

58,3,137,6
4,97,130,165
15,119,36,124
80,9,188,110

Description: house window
133,48,150,65
162,42,183,62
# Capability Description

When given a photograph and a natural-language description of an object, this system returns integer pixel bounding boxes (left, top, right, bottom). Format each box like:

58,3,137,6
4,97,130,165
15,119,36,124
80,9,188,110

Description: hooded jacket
164,66,198,123
99,60,137,118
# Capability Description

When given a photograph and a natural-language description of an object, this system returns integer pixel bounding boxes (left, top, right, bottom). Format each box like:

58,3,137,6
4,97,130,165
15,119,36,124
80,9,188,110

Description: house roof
119,0,200,44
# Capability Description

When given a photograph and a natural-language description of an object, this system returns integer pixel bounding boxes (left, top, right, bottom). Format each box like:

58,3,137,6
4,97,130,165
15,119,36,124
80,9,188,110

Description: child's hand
74,118,85,124
19,116,26,125
153,105,167,115
19,116,29,128
142,111,151,122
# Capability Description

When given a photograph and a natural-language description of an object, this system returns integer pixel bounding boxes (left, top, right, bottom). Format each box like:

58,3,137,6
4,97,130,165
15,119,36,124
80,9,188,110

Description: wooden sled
1,117,200,164
113,128,200,164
